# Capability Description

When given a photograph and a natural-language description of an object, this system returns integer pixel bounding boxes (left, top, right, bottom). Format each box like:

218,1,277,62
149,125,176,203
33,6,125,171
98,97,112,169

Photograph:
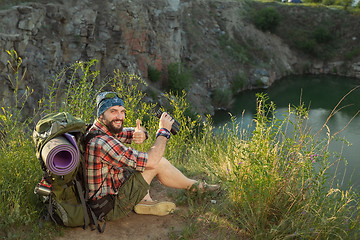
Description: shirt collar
93,119,117,137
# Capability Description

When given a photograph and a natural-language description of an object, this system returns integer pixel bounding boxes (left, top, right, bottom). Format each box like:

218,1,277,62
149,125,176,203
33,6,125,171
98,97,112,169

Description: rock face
0,0,360,116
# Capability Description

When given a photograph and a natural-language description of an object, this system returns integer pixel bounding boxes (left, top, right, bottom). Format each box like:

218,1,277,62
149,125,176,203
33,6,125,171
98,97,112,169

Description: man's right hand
159,112,174,132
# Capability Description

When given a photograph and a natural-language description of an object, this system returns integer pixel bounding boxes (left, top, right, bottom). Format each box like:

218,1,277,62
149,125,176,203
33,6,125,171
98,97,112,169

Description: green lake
213,74,360,190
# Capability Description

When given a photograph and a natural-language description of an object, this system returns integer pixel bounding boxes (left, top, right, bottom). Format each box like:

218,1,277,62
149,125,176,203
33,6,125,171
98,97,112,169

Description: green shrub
313,26,332,44
148,89,158,101
212,88,232,107
322,0,336,5
148,66,162,83
255,78,265,87
253,7,281,33
297,37,317,55
343,0,352,10
307,0,323,3
332,66,338,74
167,62,193,93
219,35,250,63
231,72,247,93
345,46,360,60
290,27,334,57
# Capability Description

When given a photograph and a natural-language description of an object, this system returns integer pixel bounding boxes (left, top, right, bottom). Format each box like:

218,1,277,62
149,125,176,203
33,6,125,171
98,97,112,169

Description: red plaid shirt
85,120,148,199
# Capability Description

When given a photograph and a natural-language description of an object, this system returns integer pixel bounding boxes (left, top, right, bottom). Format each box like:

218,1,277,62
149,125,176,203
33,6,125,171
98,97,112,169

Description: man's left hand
133,119,147,144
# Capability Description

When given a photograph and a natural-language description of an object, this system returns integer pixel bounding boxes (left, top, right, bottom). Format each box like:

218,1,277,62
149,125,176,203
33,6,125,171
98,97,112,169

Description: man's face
100,105,126,134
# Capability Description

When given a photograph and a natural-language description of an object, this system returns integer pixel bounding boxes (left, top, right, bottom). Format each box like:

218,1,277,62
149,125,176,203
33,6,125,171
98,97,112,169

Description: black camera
155,109,180,135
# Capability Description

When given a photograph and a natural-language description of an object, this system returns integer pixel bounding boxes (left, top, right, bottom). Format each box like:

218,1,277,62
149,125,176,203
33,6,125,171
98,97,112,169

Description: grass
175,93,360,239
1,53,360,239
0,50,59,239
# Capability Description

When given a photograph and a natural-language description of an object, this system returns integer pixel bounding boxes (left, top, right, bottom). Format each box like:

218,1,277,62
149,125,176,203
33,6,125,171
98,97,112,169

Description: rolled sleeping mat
41,133,80,176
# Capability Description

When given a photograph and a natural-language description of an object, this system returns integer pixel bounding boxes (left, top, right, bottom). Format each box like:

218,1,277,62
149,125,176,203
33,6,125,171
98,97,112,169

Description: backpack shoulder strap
81,128,108,232
83,130,105,146
74,179,90,228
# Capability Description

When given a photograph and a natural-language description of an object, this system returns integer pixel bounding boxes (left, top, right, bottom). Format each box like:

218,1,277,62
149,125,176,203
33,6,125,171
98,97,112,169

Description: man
85,92,219,220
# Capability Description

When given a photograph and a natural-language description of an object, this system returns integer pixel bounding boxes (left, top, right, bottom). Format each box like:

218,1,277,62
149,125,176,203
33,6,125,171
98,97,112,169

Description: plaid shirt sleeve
85,121,148,199
116,127,135,144
99,135,147,171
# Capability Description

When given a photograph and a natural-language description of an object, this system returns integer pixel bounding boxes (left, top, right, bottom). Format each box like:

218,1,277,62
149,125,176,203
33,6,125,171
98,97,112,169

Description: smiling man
85,92,219,222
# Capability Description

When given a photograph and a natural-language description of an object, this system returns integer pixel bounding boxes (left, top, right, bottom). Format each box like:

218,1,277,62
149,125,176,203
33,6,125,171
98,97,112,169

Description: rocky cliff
1,0,360,116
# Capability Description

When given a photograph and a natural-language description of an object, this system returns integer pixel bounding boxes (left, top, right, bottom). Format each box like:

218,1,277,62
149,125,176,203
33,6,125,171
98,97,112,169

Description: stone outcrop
0,0,359,116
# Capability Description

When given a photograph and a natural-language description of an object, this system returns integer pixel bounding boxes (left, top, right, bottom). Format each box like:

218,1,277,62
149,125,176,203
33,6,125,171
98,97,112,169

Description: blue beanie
96,92,125,118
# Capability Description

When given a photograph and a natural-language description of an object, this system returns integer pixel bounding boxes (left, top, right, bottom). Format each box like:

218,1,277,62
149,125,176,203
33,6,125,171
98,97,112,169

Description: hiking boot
190,180,221,193
134,201,176,216
203,182,221,192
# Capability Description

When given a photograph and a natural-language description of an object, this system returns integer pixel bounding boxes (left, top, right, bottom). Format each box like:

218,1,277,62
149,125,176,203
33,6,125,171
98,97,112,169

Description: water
213,75,360,190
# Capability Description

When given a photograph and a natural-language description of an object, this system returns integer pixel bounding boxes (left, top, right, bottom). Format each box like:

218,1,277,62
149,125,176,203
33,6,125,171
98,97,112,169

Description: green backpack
33,112,110,232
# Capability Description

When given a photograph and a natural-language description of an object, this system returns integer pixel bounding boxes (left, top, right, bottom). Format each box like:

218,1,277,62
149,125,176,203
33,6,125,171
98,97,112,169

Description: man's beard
106,120,123,134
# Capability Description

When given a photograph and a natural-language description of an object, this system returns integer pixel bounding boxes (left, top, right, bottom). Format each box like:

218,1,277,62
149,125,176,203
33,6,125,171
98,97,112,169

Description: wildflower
310,154,318,163
238,162,242,165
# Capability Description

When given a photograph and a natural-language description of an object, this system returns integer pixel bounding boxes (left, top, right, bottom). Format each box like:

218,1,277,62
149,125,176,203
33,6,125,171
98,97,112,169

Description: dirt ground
55,180,187,240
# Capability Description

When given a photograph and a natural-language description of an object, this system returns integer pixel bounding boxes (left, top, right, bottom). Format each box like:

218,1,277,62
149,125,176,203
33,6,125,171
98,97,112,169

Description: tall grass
181,93,360,239
0,50,51,239
1,53,359,239
43,59,100,123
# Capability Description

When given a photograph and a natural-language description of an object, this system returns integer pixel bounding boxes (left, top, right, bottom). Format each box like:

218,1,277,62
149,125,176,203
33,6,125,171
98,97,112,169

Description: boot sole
134,201,176,216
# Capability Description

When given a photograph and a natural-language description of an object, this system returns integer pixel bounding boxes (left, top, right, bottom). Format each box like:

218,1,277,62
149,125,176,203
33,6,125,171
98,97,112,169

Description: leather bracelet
156,128,171,140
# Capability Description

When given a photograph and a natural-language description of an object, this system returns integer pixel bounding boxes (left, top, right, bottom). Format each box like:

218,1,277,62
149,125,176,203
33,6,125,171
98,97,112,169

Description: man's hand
159,112,174,131
133,119,147,144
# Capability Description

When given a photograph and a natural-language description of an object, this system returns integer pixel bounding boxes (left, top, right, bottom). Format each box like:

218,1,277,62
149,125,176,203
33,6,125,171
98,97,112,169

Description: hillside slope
0,0,360,116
